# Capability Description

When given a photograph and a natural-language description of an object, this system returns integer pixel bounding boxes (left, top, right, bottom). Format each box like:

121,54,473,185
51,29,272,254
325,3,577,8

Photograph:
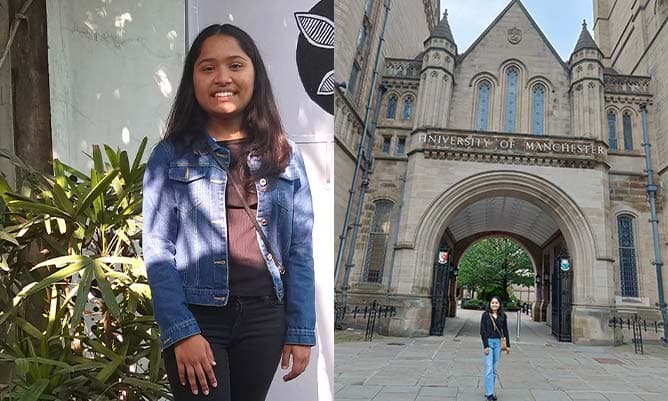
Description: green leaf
131,137,148,173
17,258,91,300
14,317,44,340
93,261,121,319
119,151,131,181
122,376,170,394
103,145,119,167
51,183,74,215
72,169,118,220
7,200,72,219
32,255,89,270
72,268,95,325
18,378,49,401
92,145,104,173
0,229,19,245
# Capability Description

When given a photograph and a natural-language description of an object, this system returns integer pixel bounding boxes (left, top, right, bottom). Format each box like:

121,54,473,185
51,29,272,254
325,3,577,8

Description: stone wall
448,2,571,136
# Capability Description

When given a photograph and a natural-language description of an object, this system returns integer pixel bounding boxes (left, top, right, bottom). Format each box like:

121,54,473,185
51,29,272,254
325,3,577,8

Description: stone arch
411,170,600,304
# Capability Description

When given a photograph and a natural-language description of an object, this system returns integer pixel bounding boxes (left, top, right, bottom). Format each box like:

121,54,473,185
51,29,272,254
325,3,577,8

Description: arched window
607,111,618,150
363,200,394,282
475,81,491,131
386,95,398,119
623,112,633,150
617,214,639,297
531,84,545,135
504,67,519,132
402,95,414,120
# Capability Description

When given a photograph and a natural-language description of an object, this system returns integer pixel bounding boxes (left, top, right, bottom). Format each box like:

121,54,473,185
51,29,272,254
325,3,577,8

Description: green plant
461,299,485,310
0,138,172,400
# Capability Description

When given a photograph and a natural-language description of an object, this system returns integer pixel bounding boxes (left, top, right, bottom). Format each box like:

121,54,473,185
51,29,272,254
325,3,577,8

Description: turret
414,10,456,129
569,20,606,141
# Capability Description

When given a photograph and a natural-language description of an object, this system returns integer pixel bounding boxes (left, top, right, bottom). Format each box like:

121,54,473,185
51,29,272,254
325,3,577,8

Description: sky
440,0,594,60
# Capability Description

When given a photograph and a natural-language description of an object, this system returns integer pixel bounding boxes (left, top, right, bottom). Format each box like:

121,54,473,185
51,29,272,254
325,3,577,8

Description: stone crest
508,27,522,44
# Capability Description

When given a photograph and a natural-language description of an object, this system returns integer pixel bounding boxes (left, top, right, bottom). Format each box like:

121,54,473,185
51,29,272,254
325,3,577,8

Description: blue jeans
482,338,501,396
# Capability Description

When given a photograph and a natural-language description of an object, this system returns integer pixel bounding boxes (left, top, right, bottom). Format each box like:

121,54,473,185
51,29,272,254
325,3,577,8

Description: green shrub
0,139,171,400
461,299,486,310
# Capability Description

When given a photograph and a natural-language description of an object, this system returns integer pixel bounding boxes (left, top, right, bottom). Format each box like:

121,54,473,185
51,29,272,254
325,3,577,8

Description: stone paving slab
335,308,668,401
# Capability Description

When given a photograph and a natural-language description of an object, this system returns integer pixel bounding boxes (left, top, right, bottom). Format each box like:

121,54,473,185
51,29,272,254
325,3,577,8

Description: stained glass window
504,67,519,132
617,215,639,297
476,81,491,131
382,136,391,153
397,137,406,155
402,95,414,120
386,95,397,119
623,112,633,151
608,111,618,150
531,84,545,135
363,200,394,282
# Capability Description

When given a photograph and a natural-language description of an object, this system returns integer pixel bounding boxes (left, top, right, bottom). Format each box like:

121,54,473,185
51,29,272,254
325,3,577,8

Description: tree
457,237,534,302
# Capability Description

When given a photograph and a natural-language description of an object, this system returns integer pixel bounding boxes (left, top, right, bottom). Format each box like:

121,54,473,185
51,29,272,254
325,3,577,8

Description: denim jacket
142,134,315,350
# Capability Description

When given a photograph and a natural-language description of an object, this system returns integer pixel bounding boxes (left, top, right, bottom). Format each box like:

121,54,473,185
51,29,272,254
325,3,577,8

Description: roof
457,0,568,70
572,20,600,54
429,10,455,42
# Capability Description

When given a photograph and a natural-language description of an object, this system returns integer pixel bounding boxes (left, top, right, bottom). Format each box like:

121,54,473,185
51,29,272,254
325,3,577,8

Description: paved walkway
335,308,668,401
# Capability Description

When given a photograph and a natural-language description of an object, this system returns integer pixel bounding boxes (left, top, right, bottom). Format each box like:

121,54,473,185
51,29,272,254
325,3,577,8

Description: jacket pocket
168,165,208,214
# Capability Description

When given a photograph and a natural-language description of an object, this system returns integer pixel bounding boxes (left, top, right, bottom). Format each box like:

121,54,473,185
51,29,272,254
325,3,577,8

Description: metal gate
551,249,572,341
430,261,449,335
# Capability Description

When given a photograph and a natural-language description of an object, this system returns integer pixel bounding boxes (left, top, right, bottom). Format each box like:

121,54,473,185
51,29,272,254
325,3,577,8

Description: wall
47,0,185,172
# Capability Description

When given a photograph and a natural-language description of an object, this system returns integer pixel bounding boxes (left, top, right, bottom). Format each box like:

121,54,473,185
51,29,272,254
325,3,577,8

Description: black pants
164,296,286,401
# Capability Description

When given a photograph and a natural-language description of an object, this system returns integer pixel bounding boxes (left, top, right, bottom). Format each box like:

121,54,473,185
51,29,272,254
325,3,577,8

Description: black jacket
480,311,510,349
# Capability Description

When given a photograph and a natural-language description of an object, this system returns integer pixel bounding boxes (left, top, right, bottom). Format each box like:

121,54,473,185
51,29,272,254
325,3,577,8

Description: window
396,137,406,155
617,215,639,297
531,84,545,135
386,94,397,119
475,81,491,131
356,23,369,54
623,112,633,150
364,0,374,16
363,200,394,282
402,95,414,120
608,111,618,150
504,67,519,132
348,63,360,95
382,136,391,153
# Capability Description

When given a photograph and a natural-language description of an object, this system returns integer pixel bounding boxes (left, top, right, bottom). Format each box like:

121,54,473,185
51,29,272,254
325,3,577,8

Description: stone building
335,0,668,344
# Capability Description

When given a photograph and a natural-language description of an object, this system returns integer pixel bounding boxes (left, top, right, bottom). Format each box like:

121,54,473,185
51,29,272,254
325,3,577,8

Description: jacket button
278,266,286,275
259,178,267,186
259,218,268,226
267,254,273,261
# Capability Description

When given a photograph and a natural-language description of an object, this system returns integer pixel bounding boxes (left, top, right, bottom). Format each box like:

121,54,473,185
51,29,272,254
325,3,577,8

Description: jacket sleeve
480,312,489,348
283,144,316,346
502,313,510,348
142,142,200,350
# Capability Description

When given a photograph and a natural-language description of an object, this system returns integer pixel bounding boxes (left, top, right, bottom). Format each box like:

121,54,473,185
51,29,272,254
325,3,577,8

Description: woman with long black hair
480,296,510,401
142,24,315,401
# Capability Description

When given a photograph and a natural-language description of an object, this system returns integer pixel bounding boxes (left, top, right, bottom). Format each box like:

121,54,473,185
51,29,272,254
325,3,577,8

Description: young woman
142,24,315,401
479,296,510,401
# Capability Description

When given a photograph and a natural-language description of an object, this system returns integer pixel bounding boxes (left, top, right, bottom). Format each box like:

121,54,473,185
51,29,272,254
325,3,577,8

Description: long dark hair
164,23,290,180
485,296,506,317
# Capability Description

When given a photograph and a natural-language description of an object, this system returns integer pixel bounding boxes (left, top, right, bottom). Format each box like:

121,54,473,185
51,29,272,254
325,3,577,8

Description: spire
431,9,455,42
572,19,599,54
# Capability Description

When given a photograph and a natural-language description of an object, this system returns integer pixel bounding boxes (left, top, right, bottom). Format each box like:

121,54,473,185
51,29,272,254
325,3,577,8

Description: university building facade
335,0,668,344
